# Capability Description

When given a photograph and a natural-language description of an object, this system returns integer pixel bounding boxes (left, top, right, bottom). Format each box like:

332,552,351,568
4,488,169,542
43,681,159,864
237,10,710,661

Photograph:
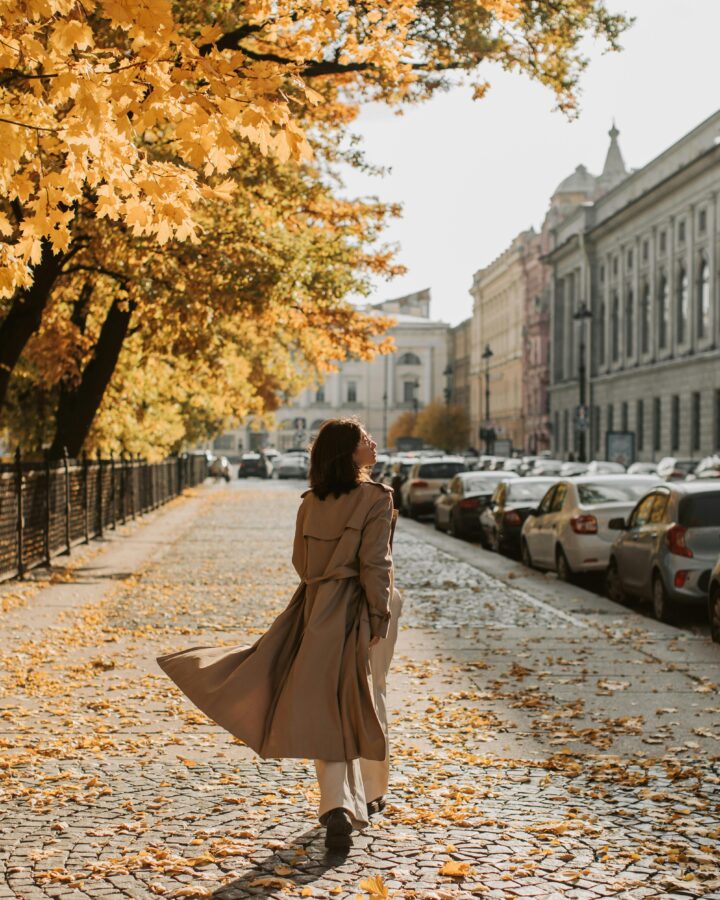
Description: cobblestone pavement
1,481,719,900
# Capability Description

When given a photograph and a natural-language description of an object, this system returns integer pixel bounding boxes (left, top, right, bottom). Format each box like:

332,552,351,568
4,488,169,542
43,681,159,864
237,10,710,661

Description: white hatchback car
520,475,661,580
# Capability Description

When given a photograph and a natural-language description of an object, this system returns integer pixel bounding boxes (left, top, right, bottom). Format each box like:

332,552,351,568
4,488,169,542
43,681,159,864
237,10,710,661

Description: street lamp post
411,377,420,417
443,363,453,406
481,344,494,453
573,302,593,462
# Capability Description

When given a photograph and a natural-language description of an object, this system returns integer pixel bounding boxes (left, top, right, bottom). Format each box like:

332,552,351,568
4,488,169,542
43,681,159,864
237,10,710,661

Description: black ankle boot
324,808,353,849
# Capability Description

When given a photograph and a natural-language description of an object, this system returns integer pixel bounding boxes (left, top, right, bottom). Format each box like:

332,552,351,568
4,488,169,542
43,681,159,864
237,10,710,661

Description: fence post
82,451,89,543
44,450,51,566
131,453,138,519
96,449,103,538
15,447,24,579
110,450,116,530
62,446,71,555
119,451,127,525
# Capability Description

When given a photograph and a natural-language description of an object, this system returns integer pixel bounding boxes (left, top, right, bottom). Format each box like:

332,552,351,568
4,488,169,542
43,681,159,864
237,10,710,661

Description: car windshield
577,480,653,505
678,493,720,527
507,482,555,502
463,475,503,492
419,462,466,478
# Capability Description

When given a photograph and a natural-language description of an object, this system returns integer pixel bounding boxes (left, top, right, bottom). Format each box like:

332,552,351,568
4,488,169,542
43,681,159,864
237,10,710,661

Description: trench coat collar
299,482,393,540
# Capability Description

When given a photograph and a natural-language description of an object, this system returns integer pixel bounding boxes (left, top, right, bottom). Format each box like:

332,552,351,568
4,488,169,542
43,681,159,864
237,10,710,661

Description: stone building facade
213,289,450,455
448,317,472,416
546,112,720,463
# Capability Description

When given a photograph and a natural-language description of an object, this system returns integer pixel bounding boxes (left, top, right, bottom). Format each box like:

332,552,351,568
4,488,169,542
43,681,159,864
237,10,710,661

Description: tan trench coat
156,481,396,762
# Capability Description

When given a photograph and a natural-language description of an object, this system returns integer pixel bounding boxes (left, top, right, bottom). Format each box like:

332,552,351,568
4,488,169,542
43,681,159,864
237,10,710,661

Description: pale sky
340,0,720,327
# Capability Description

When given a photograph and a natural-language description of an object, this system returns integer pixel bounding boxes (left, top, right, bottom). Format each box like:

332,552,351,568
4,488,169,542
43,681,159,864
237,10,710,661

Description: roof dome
553,164,596,197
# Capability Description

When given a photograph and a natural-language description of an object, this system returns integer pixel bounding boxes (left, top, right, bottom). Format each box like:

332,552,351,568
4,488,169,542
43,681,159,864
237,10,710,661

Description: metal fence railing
0,450,208,582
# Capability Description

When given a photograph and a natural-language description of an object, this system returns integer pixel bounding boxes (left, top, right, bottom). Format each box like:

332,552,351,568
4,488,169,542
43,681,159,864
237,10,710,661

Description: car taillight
459,498,479,509
504,510,523,526
570,514,598,534
666,524,693,557
411,479,428,488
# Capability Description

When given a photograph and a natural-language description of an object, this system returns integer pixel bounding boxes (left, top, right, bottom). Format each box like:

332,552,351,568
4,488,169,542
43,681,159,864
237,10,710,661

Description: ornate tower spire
598,120,627,193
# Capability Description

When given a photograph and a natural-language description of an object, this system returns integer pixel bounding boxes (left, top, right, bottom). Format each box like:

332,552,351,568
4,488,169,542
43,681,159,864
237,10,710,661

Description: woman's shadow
212,826,361,898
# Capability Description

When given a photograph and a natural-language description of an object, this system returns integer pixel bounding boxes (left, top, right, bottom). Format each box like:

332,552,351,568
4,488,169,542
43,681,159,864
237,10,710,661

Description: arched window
611,291,620,361
676,264,688,344
625,287,634,357
658,272,669,349
596,299,606,365
698,256,711,339
315,386,325,403
640,281,650,354
397,352,421,365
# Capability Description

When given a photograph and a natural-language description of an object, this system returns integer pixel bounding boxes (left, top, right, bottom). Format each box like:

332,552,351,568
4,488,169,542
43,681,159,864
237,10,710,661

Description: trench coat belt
302,566,360,586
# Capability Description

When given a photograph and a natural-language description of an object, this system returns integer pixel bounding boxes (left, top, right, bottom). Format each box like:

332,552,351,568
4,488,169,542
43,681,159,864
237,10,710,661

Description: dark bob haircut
309,418,370,500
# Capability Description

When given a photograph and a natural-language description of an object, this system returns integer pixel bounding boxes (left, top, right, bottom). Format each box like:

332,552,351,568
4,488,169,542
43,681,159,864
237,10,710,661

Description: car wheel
433,511,442,531
409,503,420,520
521,539,533,569
448,512,464,539
652,572,677,623
709,586,720,644
489,528,500,553
555,545,574,583
606,558,629,606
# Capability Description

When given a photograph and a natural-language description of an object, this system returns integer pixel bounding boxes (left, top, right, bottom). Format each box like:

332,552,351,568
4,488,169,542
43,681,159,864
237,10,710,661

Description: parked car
400,457,468,518
501,458,523,474
606,483,720,622
560,461,589,477
434,471,518,539
529,458,564,477
237,451,272,479
708,556,720,643
690,455,720,480
209,455,232,481
273,452,309,480
518,455,543,476
520,475,661,580
371,454,390,481
656,457,698,481
587,460,626,474
627,461,658,475
479,477,558,555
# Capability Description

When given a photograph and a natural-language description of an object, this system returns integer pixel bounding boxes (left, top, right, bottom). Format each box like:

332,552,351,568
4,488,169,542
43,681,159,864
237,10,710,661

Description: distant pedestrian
157,417,402,851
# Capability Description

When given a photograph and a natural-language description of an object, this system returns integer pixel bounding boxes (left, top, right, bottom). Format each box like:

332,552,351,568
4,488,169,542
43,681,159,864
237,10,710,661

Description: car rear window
507,482,554,502
419,462,466,478
678,493,720,527
577,481,652,505
463,476,502,492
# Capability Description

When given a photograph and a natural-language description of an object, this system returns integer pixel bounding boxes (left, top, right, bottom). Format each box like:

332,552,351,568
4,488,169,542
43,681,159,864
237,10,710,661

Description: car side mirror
608,516,627,530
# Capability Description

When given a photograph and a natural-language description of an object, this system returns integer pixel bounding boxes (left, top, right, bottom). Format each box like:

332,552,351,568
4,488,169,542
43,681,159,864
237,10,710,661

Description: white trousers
314,588,403,830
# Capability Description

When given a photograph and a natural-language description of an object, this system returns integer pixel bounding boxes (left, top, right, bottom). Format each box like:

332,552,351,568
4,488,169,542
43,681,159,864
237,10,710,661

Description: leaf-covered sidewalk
1,481,719,900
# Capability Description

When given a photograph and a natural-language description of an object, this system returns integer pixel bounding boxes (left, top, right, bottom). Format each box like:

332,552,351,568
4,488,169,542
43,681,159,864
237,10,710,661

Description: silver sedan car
520,475,661,580
606,483,720,622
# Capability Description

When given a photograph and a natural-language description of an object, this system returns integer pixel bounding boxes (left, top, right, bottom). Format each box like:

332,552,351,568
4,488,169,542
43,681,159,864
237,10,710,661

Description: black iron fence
0,451,208,582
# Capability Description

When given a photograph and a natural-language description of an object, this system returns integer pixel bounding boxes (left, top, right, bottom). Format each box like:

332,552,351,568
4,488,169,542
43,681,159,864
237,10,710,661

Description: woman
157,418,402,850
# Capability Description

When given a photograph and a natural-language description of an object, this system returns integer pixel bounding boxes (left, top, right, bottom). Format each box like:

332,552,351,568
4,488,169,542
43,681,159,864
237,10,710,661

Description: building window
563,409,569,453
691,392,701,453
640,282,650,354
678,220,686,243
554,411,560,454
397,352,421,365
637,399,644,451
658,273,669,349
315,386,325,403
625,287,634,357
653,397,662,452
596,300,606,364
642,239,649,262
659,231,666,254
613,256,619,277
347,381,357,403
599,265,605,283
698,256,711,339
699,208,707,234
607,403,614,434
611,292,620,361
671,395,680,451
627,249,633,270
621,401,628,432
402,380,417,403
594,406,602,453
676,265,689,344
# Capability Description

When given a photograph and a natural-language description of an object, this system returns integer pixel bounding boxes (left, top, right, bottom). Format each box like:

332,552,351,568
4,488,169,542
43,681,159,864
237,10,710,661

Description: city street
1,479,719,900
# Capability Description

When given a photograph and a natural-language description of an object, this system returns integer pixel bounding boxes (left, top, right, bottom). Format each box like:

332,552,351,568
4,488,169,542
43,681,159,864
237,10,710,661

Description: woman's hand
369,635,381,648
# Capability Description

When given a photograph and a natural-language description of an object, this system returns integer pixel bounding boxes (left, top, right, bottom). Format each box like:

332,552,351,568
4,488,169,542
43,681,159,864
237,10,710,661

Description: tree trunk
49,296,136,459
0,239,66,411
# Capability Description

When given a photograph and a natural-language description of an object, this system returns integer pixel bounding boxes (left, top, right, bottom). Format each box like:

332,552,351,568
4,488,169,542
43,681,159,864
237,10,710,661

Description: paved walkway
0,481,719,900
